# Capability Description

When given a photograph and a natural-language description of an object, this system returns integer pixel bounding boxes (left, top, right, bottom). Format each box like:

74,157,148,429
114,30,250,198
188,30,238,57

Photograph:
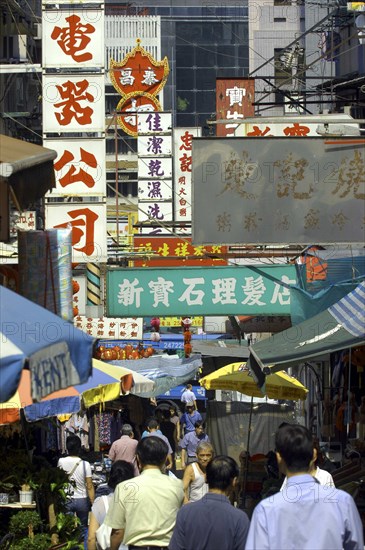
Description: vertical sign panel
216,78,255,137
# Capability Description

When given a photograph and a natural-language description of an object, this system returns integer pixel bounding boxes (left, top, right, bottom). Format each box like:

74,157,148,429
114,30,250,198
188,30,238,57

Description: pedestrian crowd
58,393,364,550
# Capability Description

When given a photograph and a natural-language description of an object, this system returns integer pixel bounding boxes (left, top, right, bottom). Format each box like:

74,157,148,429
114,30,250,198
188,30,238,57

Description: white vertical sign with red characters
43,0,106,264
42,74,105,133
45,203,107,262
173,127,201,234
44,139,106,196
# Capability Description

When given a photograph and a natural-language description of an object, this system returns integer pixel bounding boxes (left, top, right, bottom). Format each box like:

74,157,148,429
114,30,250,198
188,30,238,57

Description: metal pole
241,396,254,511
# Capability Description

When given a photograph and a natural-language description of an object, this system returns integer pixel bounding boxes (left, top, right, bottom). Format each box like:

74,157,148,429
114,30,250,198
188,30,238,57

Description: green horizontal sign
107,265,297,317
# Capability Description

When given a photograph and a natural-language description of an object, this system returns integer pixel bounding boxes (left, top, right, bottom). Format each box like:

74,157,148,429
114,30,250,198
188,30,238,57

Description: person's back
246,424,363,550
104,435,184,548
170,455,250,550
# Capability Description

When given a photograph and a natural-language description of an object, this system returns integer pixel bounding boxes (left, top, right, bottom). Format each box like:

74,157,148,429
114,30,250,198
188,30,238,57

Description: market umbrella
200,362,308,510
199,362,308,401
0,285,95,404
0,359,155,424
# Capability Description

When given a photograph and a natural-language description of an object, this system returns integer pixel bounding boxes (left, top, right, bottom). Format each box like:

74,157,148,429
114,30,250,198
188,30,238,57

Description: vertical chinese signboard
137,112,173,235
173,127,201,234
42,0,107,263
216,78,255,137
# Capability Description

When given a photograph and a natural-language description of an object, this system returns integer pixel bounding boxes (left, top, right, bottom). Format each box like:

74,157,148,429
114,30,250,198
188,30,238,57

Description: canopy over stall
0,285,95,404
0,134,56,211
247,281,365,387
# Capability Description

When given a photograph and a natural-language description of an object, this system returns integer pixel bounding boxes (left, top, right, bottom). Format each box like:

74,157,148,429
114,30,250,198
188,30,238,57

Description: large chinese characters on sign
192,137,365,244
43,0,107,263
216,78,255,137
109,39,169,137
107,265,297,317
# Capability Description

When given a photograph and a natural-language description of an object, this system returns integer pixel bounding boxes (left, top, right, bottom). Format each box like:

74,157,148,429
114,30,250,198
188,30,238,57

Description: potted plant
0,474,17,504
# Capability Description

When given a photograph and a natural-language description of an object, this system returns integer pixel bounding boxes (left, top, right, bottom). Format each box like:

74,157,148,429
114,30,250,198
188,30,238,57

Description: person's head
186,384,192,390
136,435,168,470
275,423,314,474
186,404,194,414
206,455,239,493
121,423,134,437
194,420,205,437
147,418,159,432
66,435,81,456
169,406,176,417
162,409,171,421
108,460,134,490
196,441,214,470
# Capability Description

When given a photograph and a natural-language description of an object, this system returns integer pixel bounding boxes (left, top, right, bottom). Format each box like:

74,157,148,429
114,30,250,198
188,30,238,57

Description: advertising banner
107,265,297,316
216,78,255,137
192,137,365,244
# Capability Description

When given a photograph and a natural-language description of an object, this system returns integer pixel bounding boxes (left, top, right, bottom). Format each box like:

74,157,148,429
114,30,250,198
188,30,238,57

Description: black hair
136,435,168,467
108,460,134,490
162,409,171,420
275,423,313,473
66,435,81,456
147,418,159,430
194,421,203,428
206,455,239,491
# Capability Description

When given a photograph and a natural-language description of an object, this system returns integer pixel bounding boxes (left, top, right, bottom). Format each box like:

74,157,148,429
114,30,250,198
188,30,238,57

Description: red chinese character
131,331,138,337
110,322,116,328
54,148,97,188
179,154,192,172
109,331,116,337
247,125,272,137
283,123,310,136
51,15,95,62
178,176,186,185
179,208,187,217
54,79,94,126
54,207,98,255
179,131,194,150
179,188,187,197
120,331,126,336
97,330,104,336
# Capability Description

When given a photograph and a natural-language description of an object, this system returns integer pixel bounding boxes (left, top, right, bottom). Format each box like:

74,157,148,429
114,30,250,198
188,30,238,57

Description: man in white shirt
181,384,196,410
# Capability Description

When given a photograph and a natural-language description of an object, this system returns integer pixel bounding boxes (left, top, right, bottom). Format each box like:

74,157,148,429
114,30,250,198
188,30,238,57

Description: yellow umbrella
200,362,308,401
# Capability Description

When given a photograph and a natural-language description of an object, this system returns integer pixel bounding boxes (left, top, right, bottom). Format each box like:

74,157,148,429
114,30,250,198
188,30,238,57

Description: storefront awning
0,134,57,210
247,281,365,387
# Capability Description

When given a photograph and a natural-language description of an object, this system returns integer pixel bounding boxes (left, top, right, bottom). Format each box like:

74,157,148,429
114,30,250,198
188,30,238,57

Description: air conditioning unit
33,22,41,40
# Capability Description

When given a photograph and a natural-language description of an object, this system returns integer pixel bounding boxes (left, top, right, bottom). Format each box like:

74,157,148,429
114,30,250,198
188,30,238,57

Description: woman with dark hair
87,460,134,550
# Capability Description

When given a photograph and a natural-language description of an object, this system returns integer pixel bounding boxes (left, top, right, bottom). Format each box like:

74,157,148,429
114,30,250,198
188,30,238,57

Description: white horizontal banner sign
138,180,172,201
138,201,173,222
138,135,172,156
44,139,106,196
138,157,172,179
74,315,143,339
138,112,172,134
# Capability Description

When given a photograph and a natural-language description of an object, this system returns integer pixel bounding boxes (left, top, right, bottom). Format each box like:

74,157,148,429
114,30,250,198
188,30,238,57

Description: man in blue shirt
180,403,202,436
246,423,364,550
169,455,250,550
180,421,210,468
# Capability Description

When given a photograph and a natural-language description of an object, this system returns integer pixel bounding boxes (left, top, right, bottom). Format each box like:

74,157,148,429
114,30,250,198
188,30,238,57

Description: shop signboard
44,139,106,196
133,237,228,267
107,265,297,316
216,78,255,137
74,315,143,339
192,137,365,244
42,9,104,68
173,127,201,231
45,202,107,262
